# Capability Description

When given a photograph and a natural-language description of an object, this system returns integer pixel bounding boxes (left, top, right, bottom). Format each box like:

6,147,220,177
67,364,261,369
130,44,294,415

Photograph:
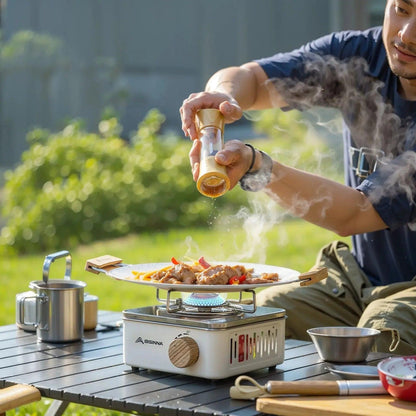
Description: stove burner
167,301,245,317
156,288,257,316
183,292,226,307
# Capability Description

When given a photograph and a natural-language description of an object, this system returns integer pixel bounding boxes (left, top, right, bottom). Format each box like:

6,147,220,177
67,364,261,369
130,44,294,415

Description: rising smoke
266,54,416,209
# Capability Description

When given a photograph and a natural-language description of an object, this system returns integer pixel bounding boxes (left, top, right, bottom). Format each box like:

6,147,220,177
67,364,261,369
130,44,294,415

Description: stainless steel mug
16,250,86,342
16,250,72,332
29,278,86,342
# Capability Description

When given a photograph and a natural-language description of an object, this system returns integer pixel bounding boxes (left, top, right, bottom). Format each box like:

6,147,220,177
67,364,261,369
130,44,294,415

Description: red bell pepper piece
228,275,246,285
198,256,211,269
228,276,240,285
171,257,180,265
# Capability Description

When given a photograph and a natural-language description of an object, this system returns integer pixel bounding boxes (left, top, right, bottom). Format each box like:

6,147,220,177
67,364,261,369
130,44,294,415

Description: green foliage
0,109,247,254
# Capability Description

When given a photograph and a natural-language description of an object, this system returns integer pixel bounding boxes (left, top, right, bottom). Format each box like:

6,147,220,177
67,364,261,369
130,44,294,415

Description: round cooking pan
86,258,327,293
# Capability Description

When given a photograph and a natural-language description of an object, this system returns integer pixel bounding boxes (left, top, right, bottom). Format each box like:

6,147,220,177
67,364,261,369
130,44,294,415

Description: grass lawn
1,220,349,415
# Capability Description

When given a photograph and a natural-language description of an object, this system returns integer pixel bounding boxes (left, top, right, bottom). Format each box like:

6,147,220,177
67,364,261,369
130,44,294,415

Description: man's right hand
179,91,243,140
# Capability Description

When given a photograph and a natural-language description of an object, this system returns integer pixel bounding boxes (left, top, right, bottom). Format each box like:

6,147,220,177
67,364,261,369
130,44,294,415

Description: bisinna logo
135,336,163,346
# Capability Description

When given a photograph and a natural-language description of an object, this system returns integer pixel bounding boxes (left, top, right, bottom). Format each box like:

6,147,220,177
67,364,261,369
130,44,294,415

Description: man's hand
189,139,254,189
180,91,243,140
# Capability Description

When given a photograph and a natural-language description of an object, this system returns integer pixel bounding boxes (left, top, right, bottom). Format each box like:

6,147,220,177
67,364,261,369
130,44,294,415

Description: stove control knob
168,336,199,368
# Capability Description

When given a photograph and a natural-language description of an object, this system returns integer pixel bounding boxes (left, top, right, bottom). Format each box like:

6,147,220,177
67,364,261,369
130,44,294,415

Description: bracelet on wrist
244,143,256,172
239,146,273,192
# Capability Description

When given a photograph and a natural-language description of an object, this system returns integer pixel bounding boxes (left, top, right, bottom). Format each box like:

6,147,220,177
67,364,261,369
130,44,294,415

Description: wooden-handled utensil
230,376,386,400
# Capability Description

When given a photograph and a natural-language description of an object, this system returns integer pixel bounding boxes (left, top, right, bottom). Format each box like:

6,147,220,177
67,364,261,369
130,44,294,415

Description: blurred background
1,0,385,168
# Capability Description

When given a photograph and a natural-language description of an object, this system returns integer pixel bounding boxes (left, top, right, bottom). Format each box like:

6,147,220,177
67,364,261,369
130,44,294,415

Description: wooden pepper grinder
196,109,230,198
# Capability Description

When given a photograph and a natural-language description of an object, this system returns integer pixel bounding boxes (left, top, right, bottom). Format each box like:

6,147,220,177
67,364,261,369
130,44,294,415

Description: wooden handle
298,266,328,286
267,380,340,396
0,384,41,413
85,255,123,274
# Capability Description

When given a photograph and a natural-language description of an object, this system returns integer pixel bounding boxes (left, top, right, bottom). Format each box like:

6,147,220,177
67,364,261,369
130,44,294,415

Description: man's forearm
266,162,387,236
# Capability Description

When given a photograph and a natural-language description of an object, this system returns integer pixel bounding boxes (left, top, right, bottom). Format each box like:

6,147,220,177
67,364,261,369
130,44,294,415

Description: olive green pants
256,241,416,355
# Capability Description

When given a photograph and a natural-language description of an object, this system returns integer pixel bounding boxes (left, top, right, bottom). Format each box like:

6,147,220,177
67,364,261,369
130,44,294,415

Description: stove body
123,304,286,379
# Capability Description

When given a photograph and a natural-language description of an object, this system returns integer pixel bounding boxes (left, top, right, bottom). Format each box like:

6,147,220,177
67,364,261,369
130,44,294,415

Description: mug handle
42,250,72,283
17,294,38,329
379,327,401,352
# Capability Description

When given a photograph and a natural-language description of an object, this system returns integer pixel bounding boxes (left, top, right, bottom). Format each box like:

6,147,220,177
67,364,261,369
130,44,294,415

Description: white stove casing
123,306,286,379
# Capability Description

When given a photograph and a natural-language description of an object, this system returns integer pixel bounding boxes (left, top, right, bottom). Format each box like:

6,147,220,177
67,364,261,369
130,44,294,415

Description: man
180,0,416,355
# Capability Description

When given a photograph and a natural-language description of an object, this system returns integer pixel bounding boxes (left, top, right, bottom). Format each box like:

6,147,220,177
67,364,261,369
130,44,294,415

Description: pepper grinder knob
168,336,199,368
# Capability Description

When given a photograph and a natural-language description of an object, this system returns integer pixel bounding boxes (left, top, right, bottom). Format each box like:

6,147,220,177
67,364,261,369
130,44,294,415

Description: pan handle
85,255,123,274
298,266,328,286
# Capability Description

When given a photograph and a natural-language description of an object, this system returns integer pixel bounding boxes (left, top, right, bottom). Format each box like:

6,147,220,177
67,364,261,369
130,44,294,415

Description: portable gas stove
123,290,286,379
85,256,327,379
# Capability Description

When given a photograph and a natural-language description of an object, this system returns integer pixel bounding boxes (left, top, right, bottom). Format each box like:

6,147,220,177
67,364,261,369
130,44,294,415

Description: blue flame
183,292,226,307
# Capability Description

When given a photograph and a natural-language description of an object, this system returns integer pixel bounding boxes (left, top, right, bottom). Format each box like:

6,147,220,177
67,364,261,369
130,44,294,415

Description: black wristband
244,143,256,173
239,150,273,192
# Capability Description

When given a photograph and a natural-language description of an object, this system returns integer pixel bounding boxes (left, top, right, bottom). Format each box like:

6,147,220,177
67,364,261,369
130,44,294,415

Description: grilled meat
197,265,238,285
157,263,197,284
245,273,280,284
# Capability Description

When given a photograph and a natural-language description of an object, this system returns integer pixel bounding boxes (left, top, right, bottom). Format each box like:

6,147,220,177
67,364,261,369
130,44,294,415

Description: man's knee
358,298,416,355
256,286,296,309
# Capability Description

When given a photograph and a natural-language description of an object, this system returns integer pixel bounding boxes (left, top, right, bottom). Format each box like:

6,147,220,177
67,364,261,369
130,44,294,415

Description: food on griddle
197,265,238,285
153,263,197,285
130,256,279,285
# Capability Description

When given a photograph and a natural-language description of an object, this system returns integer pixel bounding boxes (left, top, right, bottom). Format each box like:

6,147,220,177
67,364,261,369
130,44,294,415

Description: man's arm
215,140,388,236
180,62,287,140
265,161,388,236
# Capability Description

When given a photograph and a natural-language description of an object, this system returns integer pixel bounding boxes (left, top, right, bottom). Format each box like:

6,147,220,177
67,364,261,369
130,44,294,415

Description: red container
377,356,416,402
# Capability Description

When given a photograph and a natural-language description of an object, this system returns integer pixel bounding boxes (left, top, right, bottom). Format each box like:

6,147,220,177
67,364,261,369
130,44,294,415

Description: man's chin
391,63,416,80
396,71,416,80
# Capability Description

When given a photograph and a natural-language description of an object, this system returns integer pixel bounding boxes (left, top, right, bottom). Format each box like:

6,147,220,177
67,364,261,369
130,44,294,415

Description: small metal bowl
307,326,380,363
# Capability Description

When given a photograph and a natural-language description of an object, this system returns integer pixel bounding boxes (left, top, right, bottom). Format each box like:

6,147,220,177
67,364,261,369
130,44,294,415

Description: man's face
383,0,416,80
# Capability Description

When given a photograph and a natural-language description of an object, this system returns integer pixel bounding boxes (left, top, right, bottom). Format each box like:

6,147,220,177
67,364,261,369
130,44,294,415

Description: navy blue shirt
256,27,416,285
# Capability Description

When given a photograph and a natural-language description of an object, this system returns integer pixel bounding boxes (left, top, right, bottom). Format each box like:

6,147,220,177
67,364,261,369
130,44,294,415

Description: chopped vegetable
198,256,211,269
171,257,180,265
228,275,247,285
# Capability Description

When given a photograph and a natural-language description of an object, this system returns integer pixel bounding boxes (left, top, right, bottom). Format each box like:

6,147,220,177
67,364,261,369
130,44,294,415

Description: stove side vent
229,320,285,368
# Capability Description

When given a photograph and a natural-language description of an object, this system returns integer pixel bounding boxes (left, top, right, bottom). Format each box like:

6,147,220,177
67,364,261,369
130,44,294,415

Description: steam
266,55,405,153
266,54,416,209
231,197,285,264
367,151,416,205
180,198,287,264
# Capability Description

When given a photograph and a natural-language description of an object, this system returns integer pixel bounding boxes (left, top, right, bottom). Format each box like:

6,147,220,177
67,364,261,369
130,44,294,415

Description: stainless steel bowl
307,326,380,363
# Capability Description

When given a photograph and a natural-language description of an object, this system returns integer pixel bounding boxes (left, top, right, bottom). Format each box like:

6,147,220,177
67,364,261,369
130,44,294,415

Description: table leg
45,399,70,416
